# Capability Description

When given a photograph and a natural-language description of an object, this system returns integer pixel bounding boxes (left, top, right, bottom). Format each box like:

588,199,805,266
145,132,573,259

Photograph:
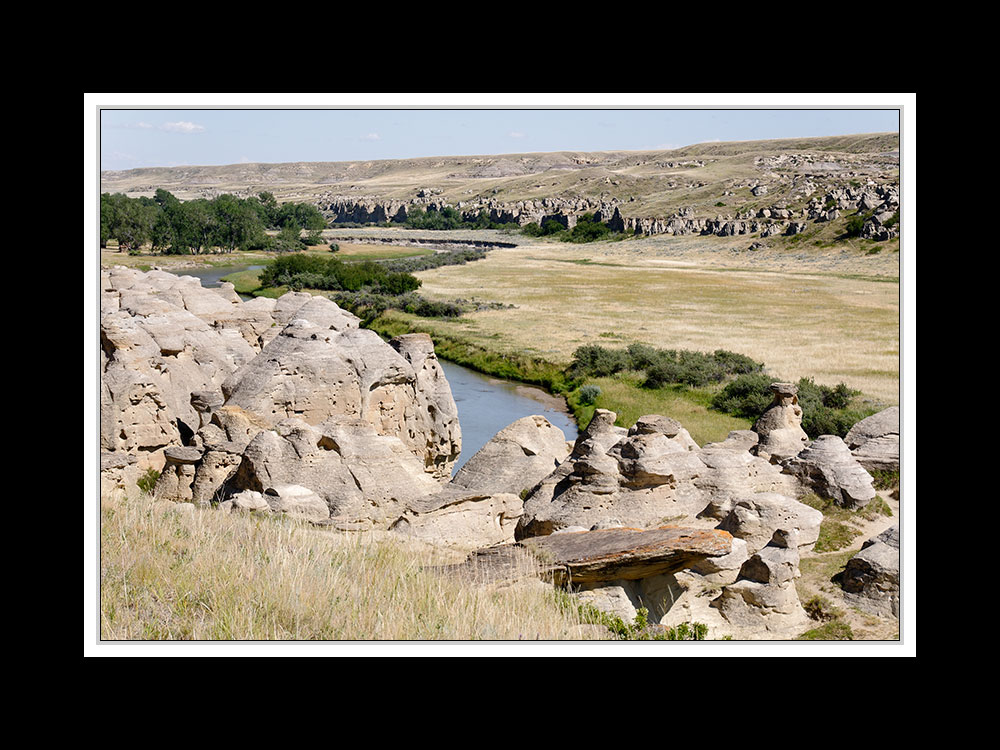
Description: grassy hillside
100,133,900,224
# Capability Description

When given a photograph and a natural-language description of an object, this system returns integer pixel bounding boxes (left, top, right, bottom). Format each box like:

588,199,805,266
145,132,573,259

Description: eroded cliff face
319,178,899,240
100,268,461,479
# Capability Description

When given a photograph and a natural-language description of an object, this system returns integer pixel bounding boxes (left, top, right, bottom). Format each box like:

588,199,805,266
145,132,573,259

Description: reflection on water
440,359,578,474
169,264,264,288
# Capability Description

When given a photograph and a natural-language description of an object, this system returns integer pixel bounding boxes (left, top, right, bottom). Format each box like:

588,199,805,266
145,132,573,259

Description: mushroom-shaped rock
752,382,809,461
153,446,204,502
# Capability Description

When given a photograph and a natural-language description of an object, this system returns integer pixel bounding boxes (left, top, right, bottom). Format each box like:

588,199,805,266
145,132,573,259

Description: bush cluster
710,374,869,438
569,343,764,388
382,248,488,273
331,291,463,323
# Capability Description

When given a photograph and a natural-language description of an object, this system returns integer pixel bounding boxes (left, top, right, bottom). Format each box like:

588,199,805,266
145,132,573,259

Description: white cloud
509,131,526,138
161,121,205,133
136,121,153,129
360,132,381,141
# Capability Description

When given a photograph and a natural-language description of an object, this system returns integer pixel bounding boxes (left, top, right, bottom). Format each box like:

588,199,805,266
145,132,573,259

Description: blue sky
98,103,901,171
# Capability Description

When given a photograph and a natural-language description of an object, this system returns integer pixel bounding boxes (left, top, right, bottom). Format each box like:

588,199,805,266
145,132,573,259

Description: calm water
170,264,264,288
440,359,578,474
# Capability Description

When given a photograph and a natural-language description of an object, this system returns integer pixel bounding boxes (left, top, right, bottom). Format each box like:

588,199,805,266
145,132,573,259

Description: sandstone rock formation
716,493,823,555
451,415,570,496
101,269,461,483
517,409,800,539
101,268,261,470
782,435,876,510
711,528,809,634
838,524,900,617
752,382,810,462
844,406,900,474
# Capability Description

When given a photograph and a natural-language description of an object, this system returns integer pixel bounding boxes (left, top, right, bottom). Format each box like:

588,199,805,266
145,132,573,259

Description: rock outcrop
220,296,460,477
101,269,462,484
711,528,809,635
752,382,810,462
782,435,876,510
838,525,900,617
844,406,900,474
101,268,261,470
517,409,800,539
451,415,570,496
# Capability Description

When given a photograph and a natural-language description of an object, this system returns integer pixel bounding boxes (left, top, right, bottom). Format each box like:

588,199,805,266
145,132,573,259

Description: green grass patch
335,247,435,261
800,494,864,552
799,549,856,585
220,268,263,295
568,372,751,443
797,621,854,640
870,470,900,491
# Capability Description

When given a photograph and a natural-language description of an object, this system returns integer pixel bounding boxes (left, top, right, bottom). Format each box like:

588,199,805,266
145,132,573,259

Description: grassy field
100,490,605,641
406,235,900,406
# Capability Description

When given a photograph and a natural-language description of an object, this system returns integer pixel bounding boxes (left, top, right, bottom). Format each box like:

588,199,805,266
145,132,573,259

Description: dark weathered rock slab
522,526,732,584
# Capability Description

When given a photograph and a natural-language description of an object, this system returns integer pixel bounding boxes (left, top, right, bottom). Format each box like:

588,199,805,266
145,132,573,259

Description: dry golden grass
99,491,602,641
413,238,900,405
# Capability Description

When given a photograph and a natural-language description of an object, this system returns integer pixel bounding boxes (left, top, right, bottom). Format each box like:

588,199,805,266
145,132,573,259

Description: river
168,264,579,473
440,360,578,474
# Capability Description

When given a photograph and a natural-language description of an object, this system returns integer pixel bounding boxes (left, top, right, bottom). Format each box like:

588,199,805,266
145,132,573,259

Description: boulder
845,407,900,473
782,435,876,510
518,525,734,585
264,484,329,521
838,524,900,617
389,488,524,549
227,490,272,513
451,415,569,496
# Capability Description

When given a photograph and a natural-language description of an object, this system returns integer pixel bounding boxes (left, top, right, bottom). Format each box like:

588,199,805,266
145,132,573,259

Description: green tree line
100,189,327,254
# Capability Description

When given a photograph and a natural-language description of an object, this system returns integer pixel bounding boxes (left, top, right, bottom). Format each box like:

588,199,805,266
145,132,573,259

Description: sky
97,97,902,171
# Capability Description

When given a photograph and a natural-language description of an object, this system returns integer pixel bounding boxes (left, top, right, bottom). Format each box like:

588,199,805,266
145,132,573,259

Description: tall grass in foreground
100,492,601,641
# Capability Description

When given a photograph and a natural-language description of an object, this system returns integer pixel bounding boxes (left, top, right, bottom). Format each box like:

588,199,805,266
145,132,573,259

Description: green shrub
561,213,611,243
570,344,764,389
870,470,900,491
713,375,869,439
577,604,708,640
711,373,774,418
845,214,868,237
578,384,602,405
137,468,160,494
569,344,632,378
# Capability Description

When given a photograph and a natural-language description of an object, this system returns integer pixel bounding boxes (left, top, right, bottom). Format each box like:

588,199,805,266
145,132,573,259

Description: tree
274,221,304,252
212,194,266,252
